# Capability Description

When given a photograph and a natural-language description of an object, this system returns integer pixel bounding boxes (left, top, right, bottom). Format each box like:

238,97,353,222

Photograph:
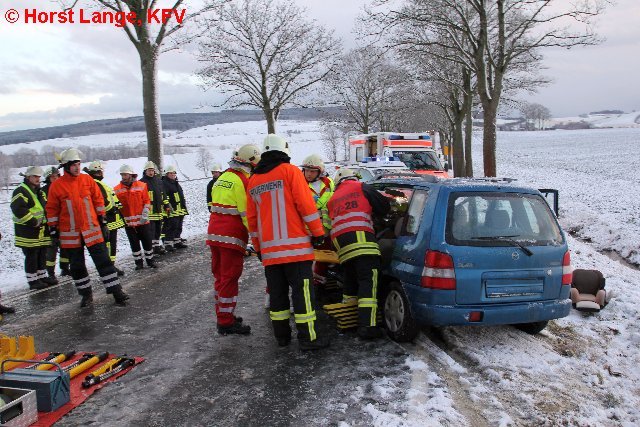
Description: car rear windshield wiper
470,235,533,257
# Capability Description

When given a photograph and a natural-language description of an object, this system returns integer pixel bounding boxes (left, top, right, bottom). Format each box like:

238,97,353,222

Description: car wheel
383,282,418,342
514,320,549,335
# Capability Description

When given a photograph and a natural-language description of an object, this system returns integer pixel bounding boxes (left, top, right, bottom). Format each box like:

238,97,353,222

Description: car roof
373,176,542,194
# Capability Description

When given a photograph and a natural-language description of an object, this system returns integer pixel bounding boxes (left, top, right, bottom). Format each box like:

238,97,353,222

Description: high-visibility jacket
114,180,151,227
308,176,334,230
247,163,324,266
45,173,106,248
328,180,375,239
206,168,250,253
11,182,51,248
95,179,125,231
140,174,169,221
162,176,188,217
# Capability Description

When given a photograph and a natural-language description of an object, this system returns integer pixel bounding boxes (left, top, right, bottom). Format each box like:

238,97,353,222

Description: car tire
383,282,418,342
514,320,549,335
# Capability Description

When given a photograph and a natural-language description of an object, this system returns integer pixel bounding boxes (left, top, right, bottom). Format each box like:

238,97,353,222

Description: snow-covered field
1,122,640,424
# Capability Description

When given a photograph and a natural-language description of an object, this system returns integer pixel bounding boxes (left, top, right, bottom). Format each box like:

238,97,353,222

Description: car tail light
468,311,483,322
562,251,573,285
421,250,456,289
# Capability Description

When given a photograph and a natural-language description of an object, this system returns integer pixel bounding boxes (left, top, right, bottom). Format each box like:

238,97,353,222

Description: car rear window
446,192,564,246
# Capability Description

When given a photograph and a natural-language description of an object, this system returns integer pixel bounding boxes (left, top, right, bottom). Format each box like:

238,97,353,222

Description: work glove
49,226,58,239
140,207,150,225
311,235,325,248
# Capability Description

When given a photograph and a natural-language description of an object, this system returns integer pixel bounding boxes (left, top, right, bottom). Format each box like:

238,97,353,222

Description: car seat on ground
570,269,608,312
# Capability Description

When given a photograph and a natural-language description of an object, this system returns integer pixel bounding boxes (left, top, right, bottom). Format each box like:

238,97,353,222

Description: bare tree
369,0,606,176
0,153,12,192
520,102,551,130
195,147,212,177
61,0,228,170
196,0,342,134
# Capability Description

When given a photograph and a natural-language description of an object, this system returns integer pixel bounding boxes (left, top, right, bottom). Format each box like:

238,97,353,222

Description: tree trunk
482,102,498,177
464,100,474,177
139,46,163,170
265,109,276,134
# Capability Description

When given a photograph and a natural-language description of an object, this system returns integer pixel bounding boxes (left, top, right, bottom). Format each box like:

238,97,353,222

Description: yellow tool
36,351,76,371
314,249,339,264
68,352,109,379
86,357,123,378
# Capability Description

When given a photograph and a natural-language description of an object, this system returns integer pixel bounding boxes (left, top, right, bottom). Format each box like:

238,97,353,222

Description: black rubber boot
29,280,48,290
277,335,291,347
79,288,94,308
41,275,59,286
299,336,330,351
146,259,157,269
217,320,251,335
154,246,166,255
112,287,130,306
115,267,125,277
134,260,144,271
0,304,16,314
175,242,188,249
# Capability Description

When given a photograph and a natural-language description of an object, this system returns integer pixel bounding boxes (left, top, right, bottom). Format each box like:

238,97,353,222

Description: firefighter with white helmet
41,165,70,280
11,166,53,290
300,154,335,289
206,144,261,335
327,167,390,339
206,162,223,211
162,165,188,251
46,148,129,307
140,160,170,255
114,164,156,270
247,134,330,350
84,160,126,276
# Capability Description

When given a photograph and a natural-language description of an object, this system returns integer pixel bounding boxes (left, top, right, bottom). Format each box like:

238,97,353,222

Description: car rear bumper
410,298,571,326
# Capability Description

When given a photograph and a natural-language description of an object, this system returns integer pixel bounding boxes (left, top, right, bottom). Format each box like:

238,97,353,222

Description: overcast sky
0,0,638,132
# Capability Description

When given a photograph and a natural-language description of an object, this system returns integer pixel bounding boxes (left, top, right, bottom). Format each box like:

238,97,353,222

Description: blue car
371,177,572,342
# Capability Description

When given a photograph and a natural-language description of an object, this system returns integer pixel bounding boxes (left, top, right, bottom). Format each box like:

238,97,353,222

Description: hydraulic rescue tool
29,351,77,370
82,357,136,388
68,352,109,379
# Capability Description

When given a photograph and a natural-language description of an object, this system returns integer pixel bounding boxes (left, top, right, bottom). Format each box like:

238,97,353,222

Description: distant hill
0,108,336,146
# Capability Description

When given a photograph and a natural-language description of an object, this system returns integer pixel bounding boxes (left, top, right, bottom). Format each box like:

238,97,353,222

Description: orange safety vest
207,169,250,253
327,180,375,239
45,173,106,248
114,181,151,227
247,163,324,266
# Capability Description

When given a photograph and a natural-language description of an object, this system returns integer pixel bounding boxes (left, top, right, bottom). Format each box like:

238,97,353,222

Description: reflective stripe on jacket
11,182,51,248
139,174,167,220
247,163,324,266
114,180,151,227
206,169,250,252
328,180,375,239
95,179,125,230
308,176,334,230
162,176,188,217
45,173,105,248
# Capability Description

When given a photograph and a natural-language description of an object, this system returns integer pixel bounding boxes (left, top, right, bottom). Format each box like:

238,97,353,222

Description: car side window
405,190,428,235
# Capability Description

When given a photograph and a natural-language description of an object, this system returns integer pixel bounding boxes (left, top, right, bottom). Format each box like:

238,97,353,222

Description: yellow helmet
119,164,135,175
232,144,262,167
301,154,325,175
334,168,357,184
262,134,290,155
87,160,105,172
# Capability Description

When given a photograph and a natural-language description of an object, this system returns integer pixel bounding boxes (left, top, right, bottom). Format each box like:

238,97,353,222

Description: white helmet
43,166,60,179
210,163,223,173
119,164,135,175
24,166,44,177
58,148,83,164
143,160,157,171
334,168,357,184
301,154,325,175
262,134,290,155
87,160,105,172
232,144,261,167
164,165,177,174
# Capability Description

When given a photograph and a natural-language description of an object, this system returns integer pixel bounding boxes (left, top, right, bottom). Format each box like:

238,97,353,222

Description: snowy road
2,233,638,426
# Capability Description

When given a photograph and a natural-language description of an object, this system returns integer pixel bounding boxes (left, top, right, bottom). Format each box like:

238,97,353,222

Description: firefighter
41,166,70,280
114,164,156,270
139,161,170,255
0,231,16,315
10,167,53,290
45,148,129,307
327,168,390,339
162,165,188,251
206,163,223,212
247,134,329,351
207,146,261,335
84,160,126,276
300,154,335,288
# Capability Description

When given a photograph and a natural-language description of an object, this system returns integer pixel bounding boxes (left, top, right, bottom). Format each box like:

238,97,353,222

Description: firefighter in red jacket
46,148,129,307
207,145,261,335
327,168,390,339
114,164,156,270
247,134,329,351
